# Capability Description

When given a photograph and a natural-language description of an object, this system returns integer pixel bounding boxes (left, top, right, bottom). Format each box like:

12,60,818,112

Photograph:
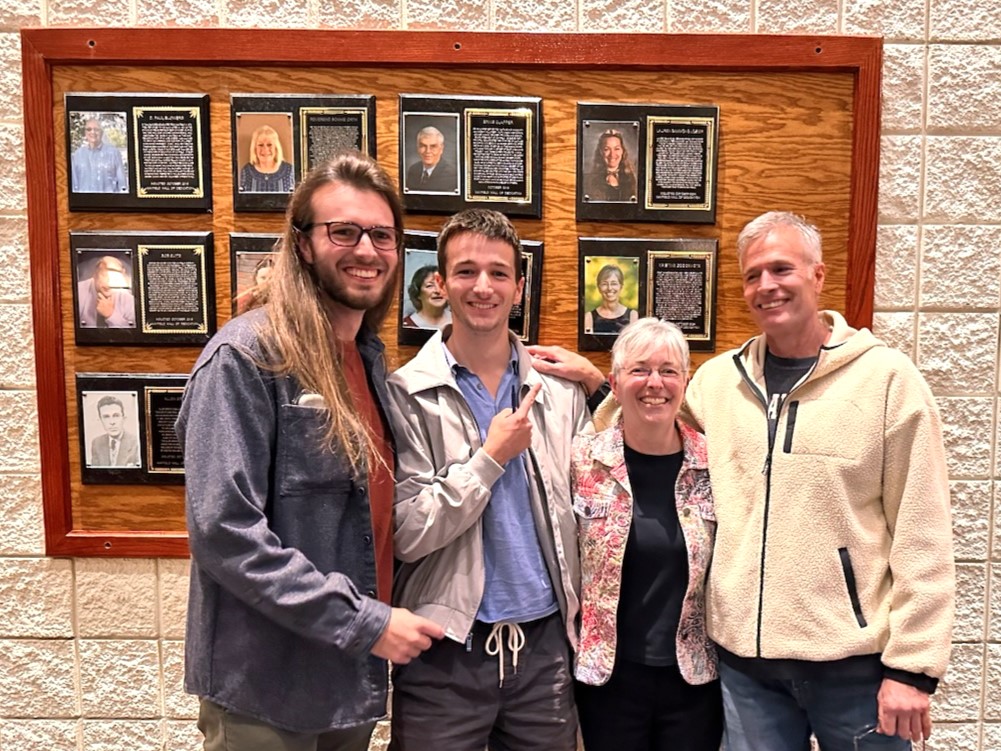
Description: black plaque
77,373,187,485
576,102,719,224
232,94,376,213
400,94,542,218
510,241,543,344
138,242,213,341
645,241,718,352
465,108,533,204
66,93,212,212
134,106,207,200
397,231,444,348
230,233,280,316
71,231,215,346
145,385,186,480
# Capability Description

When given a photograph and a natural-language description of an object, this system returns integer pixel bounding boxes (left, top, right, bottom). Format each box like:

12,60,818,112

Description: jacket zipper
732,349,819,658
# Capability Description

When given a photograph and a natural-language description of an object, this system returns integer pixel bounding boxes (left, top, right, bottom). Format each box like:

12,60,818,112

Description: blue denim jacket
176,309,393,733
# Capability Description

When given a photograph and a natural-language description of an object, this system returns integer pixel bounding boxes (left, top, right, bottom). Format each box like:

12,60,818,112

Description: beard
315,265,394,313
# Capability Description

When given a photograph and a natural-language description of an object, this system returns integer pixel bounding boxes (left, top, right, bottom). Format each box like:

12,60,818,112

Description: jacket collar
588,417,708,476
396,325,549,406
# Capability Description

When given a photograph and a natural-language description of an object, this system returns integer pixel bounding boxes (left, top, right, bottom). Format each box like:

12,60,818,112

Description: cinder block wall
1,2,998,749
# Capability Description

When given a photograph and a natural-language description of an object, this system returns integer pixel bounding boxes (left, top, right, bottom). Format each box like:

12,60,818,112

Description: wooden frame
23,29,881,557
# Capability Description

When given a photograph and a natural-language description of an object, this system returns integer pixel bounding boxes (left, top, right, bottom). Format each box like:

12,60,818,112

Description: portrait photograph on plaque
397,230,446,347
576,103,719,224
71,245,138,345
77,377,143,484
399,94,542,217
231,94,377,213
229,233,280,316
511,240,543,344
645,239,719,352
65,93,212,212
77,373,187,485
143,376,188,483
580,120,640,206
578,242,642,351
137,234,215,344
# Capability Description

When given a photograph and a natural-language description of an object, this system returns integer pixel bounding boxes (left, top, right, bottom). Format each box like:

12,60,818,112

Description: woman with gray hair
572,317,722,750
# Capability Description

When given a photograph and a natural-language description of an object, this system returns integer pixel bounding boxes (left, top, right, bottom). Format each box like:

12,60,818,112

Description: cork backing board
23,30,881,556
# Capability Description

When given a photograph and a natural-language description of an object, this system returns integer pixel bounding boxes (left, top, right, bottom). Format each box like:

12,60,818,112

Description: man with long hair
176,152,443,751
386,209,593,750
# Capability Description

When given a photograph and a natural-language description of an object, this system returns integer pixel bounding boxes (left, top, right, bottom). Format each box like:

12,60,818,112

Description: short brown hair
436,209,522,281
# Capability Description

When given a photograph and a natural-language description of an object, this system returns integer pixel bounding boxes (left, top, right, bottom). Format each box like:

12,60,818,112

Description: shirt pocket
276,404,352,497
573,494,613,540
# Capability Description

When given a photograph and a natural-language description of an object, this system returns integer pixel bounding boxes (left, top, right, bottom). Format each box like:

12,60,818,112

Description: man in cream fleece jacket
683,212,955,751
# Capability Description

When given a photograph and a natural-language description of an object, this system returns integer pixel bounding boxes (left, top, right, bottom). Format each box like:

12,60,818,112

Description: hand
482,382,541,466
96,289,115,319
526,345,605,396
370,607,445,664
877,678,932,741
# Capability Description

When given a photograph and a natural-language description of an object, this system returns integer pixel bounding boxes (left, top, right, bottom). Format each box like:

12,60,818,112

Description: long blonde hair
260,152,403,475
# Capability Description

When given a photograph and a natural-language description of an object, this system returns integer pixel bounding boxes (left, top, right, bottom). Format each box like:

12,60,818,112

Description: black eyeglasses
297,221,401,251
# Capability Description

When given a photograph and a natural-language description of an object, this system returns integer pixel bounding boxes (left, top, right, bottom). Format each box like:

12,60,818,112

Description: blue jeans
720,662,912,751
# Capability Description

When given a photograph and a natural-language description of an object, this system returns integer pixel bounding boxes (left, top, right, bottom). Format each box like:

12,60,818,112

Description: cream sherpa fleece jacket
683,311,954,684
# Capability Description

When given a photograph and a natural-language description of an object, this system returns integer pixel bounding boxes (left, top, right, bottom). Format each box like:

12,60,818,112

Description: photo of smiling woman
583,126,639,203
572,317,722,751
584,261,639,335
402,263,451,331
238,120,295,194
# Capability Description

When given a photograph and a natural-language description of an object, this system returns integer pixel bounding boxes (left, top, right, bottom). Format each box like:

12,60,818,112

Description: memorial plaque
77,373,187,485
71,231,215,346
576,102,719,224
232,94,376,213
66,92,212,212
134,106,207,200
301,107,370,172
400,94,542,217
145,385,186,480
645,241,718,352
465,108,533,204
230,233,280,316
645,117,715,214
138,242,212,341
576,237,718,351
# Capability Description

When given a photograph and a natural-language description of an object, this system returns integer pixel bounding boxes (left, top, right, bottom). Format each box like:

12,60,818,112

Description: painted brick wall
0,1,997,748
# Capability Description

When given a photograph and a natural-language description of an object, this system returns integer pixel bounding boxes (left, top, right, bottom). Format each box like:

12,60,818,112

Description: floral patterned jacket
572,418,718,686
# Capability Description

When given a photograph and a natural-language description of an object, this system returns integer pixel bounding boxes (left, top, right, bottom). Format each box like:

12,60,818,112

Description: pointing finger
515,382,542,418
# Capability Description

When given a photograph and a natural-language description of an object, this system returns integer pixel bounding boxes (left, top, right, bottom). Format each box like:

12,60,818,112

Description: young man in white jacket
386,209,601,751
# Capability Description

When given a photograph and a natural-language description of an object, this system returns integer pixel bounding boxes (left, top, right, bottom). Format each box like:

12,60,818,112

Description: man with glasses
683,212,954,750
385,209,606,751
71,116,128,193
177,153,443,751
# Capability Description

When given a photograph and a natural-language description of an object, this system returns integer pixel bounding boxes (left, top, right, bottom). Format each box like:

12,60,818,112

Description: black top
616,445,687,666
591,308,633,334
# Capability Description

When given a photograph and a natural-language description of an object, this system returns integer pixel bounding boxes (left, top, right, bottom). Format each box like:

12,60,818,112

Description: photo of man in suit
404,123,459,194
89,394,141,468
